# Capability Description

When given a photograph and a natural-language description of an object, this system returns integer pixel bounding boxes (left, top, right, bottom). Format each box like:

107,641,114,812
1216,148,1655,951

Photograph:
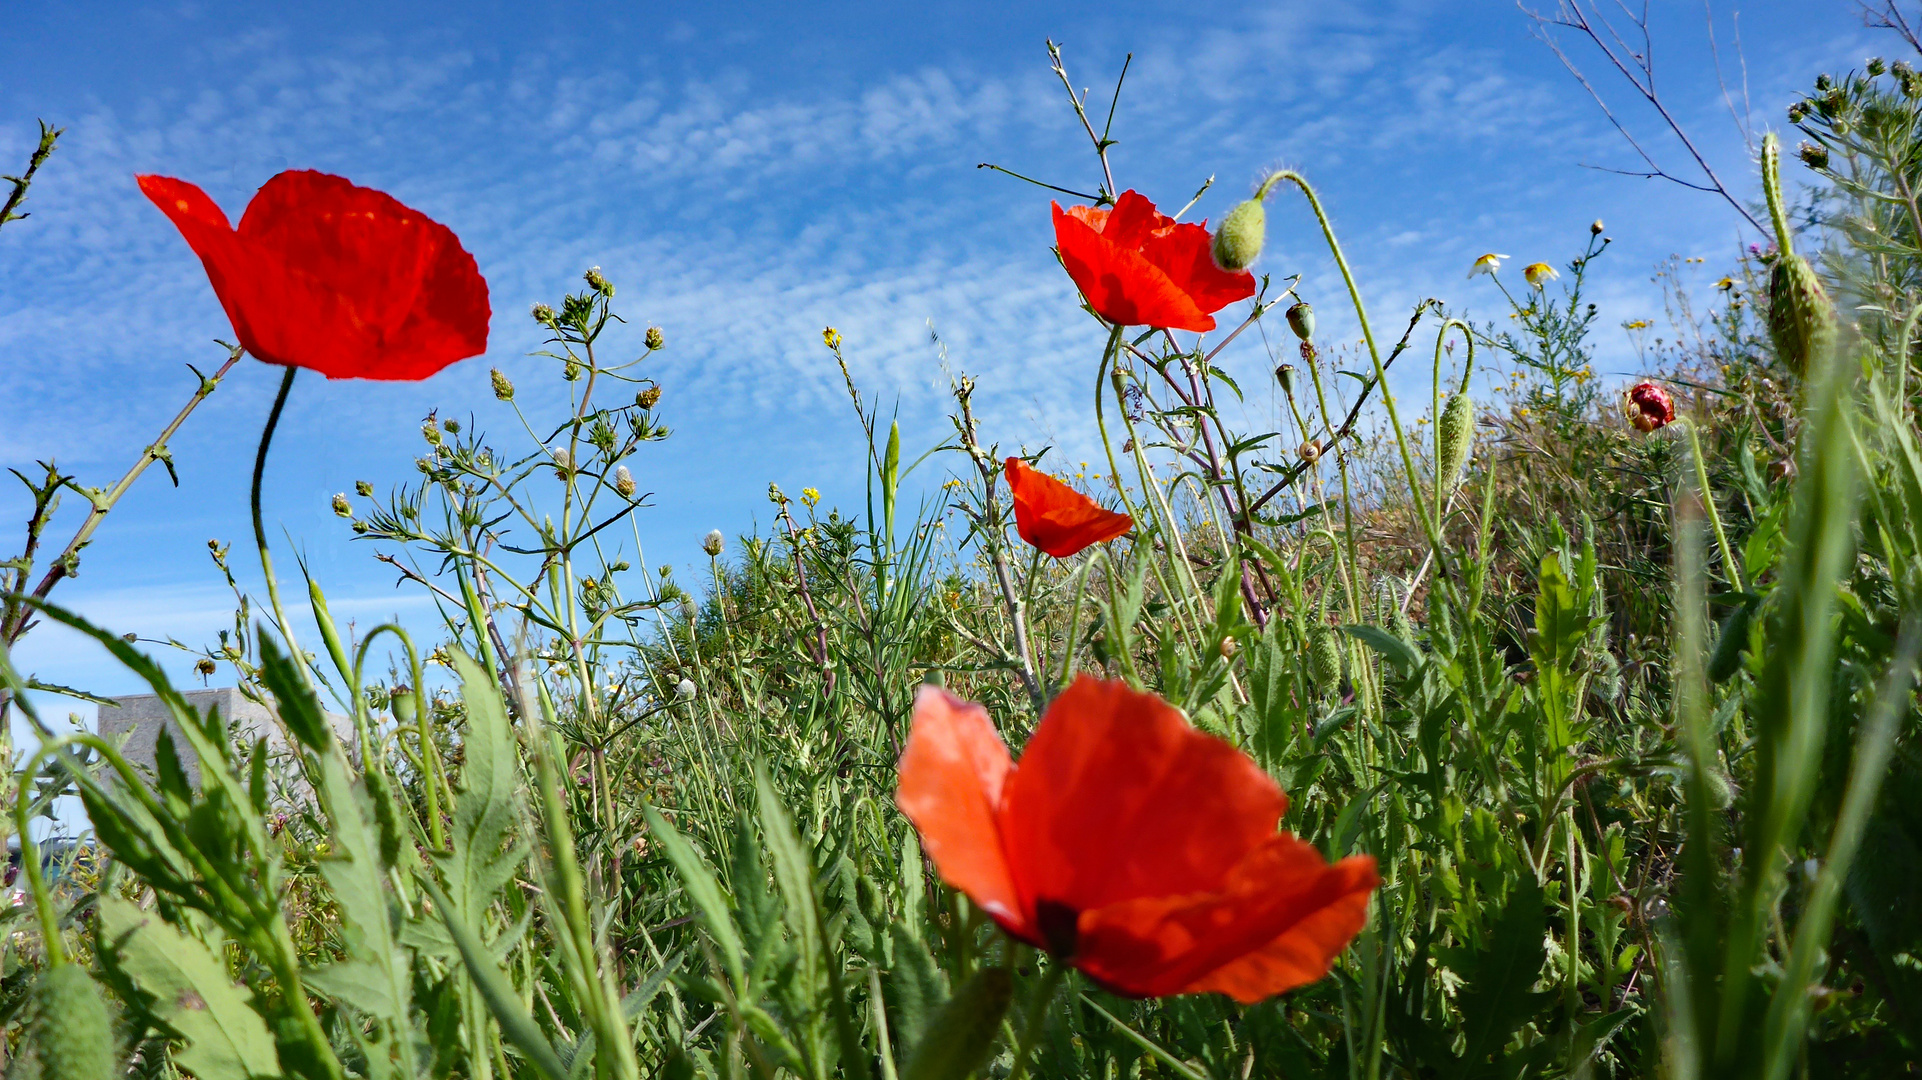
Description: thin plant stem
252,364,311,686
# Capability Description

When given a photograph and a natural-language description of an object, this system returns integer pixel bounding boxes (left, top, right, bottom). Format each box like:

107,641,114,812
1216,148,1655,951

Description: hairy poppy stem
252,364,311,686
1005,962,1067,1080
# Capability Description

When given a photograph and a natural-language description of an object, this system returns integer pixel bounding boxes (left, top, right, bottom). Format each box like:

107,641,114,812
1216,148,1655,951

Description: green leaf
644,804,746,988
418,878,570,1080
97,894,281,1080
1344,624,1421,674
1449,874,1550,1075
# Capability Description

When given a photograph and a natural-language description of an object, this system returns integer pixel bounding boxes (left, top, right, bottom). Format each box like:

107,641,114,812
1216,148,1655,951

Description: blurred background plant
4,13,1922,1080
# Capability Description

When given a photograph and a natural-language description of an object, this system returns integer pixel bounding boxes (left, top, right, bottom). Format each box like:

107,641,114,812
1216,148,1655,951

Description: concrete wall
100,687,353,790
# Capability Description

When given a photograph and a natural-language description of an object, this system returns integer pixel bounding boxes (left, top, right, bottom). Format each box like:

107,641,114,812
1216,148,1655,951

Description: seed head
421,421,442,446
702,529,725,557
645,325,664,350
550,446,573,473
531,303,557,325
1869,56,1888,77
615,465,636,498
1591,219,1605,235
676,677,698,700
490,367,515,400
332,492,353,518
196,657,218,677
442,417,461,435
637,385,662,409
356,479,374,497
1274,363,1296,395
1625,381,1675,432
584,266,613,296
1798,141,1830,171
1285,302,1315,342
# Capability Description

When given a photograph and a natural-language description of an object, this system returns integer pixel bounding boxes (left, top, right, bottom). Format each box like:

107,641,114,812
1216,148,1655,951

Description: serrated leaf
97,894,281,1080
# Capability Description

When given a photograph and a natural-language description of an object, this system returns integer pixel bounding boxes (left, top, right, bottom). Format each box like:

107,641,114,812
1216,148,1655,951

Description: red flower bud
1626,380,1675,432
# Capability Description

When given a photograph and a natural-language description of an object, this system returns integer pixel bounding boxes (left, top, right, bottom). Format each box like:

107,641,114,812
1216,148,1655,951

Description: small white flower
1468,253,1509,279
702,529,725,557
549,446,572,470
1522,262,1559,288
675,678,698,701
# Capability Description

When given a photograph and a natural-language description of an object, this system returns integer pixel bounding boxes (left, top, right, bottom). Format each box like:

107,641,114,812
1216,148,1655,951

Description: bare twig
1523,0,1766,233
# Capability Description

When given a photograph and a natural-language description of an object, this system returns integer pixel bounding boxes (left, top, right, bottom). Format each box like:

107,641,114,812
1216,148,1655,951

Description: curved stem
13,743,69,965
1761,134,1795,256
252,365,309,684
1684,421,1746,594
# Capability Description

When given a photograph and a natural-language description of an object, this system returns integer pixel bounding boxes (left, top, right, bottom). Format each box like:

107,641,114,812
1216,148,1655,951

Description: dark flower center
1034,898,1080,958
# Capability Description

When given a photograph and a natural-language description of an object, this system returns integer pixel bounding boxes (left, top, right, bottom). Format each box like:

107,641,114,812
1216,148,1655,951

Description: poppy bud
637,385,662,409
702,530,725,557
1591,219,1605,235
902,966,1014,1080
1298,438,1322,464
584,266,613,296
332,493,353,518
645,326,665,350
491,367,515,400
1437,391,1474,488
615,465,636,498
30,964,115,1080
356,480,373,497
1211,198,1265,271
1310,626,1344,687
421,421,442,447
1286,301,1316,341
1625,381,1675,432
676,677,697,700
1762,136,1838,378
531,303,557,325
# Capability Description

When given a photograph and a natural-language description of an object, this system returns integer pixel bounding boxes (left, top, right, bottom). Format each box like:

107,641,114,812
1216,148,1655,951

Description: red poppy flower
897,676,1380,1002
1005,457,1132,558
138,170,490,380
1052,190,1256,333
1626,380,1675,432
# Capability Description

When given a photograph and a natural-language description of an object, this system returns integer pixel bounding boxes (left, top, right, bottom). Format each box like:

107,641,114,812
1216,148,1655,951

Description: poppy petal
1053,203,1216,332
896,686,1032,940
1075,840,1379,1001
1138,220,1257,318
138,175,276,362
1005,458,1132,558
1099,190,1177,249
998,677,1286,917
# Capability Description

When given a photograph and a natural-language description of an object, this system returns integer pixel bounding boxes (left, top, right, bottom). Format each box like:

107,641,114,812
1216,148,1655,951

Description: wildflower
645,326,664,350
421,420,443,447
137,171,489,379
702,530,725,557
897,677,1380,1001
1591,220,1605,235
1004,457,1132,558
614,465,636,498
1467,253,1509,278
584,266,613,296
331,493,353,518
1053,190,1257,332
823,326,842,350
1798,141,1830,171
531,303,557,324
802,487,821,508
1716,277,1736,292
355,480,373,497
1522,262,1559,288
637,385,662,409
1625,320,1651,331
491,367,515,400
1625,381,1675,432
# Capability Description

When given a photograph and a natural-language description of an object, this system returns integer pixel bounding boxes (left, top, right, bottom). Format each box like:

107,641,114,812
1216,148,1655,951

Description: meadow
0,23,1918,1080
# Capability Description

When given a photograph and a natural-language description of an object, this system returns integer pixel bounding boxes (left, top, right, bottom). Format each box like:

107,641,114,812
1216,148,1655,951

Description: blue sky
0,0,1878,707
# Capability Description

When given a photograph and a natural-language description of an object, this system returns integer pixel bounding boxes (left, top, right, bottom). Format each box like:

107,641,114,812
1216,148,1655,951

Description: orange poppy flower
1052,190,1257,333
897,676,1380,1002
138,170,490,380
1005,457,1132,558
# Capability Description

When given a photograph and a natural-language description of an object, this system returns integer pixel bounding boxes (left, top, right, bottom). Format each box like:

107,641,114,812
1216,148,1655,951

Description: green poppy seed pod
902,966,1014,1080
1274,363,1296,396
1438,391,1474,489
1286,301,1315,341
30,965,116,1080
491,367,515,400
1211,197,1265,271
1310,626,1343,687
645,326,665,351
390,685,418,725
